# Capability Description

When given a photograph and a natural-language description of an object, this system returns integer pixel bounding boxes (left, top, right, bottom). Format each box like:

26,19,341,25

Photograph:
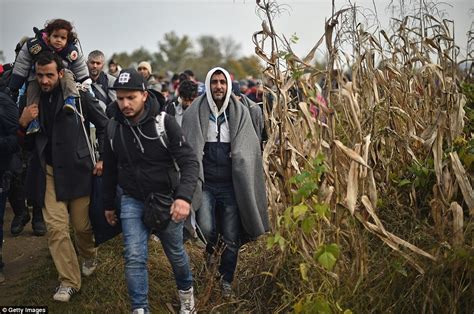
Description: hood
205,67,232,118
111,91,161,126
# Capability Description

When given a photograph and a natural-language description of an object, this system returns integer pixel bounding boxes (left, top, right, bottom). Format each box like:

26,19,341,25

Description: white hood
205,67,232,118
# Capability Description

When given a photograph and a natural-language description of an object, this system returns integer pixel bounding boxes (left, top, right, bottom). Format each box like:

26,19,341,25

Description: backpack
107,112,179,171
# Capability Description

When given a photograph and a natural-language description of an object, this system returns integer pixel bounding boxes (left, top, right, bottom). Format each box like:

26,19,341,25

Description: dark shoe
11,213,31,236
81,258,97,277
32,220,47,236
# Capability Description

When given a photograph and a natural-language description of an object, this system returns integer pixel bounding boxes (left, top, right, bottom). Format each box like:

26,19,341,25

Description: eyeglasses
137,67,147,71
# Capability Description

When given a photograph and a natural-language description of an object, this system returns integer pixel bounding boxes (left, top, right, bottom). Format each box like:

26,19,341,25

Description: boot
32,206,46,236
10,211,30,236
9,175,30,236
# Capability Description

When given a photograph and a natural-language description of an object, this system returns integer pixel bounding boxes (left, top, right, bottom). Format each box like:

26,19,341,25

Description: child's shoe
63,96,77,113
26,119,40,134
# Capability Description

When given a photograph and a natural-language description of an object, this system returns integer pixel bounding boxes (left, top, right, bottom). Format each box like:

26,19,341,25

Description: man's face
109,63,117,72
181,96,195,108
87,56,104,79
36,61,64,93
137,66,150,79
210,72,227,103
48,29,68,51
116,90,148,121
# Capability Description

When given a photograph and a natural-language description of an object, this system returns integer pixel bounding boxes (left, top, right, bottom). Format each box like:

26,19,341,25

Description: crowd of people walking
0,18,268,314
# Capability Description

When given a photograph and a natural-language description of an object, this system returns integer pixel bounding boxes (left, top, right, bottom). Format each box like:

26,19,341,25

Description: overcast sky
1,0,472,64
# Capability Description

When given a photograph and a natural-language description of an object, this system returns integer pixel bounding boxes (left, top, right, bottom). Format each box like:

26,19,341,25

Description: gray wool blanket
182,94,269,239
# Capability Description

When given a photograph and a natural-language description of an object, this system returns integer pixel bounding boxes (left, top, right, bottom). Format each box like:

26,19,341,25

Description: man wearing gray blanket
182,67,269,298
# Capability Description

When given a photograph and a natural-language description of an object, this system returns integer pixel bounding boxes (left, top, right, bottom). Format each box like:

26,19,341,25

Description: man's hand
19,103,39,128
93,160,103,176
170,199,191,222
105,209,118,226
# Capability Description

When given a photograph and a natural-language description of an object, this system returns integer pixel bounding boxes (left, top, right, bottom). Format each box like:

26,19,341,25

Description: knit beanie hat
137,61,152,74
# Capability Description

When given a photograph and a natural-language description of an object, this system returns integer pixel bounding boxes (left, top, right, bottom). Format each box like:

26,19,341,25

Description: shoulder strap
154,112,179,172
154,112,169,149
77,97,97,166
93,82,108,100
107,118,119,152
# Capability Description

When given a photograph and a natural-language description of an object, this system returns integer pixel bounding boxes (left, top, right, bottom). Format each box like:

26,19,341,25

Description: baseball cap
110,68,147,91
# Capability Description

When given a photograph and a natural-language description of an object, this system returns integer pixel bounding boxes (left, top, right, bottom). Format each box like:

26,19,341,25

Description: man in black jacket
0,77,19,284
19,51,108,302
87,50,116,112
103,69,199,314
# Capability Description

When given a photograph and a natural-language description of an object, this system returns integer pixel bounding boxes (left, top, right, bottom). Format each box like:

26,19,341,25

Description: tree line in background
110,31,264,81
0,32,264,81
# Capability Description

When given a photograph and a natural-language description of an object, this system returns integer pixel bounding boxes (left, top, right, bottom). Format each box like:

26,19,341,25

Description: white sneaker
53,285,77,302
178,287,195,314
132,309,145,314
82,258,97,277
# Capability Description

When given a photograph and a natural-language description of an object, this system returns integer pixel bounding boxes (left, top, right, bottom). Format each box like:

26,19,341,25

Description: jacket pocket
77,146,91,159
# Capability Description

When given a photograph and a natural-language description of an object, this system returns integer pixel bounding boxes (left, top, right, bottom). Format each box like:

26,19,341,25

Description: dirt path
0,205,49,305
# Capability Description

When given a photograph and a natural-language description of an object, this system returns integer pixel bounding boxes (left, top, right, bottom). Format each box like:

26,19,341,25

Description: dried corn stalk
254,0,471,277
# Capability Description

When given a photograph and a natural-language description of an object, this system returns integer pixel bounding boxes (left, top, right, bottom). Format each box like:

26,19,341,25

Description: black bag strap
92,82,108,100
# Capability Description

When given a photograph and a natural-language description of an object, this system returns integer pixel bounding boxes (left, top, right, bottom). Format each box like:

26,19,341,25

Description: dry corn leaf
361,135,371,178
450,202,464,247
298,102,317,138
450,95,466,140
341,83,362,137
334,140,370,168
430,195,445,237
368,169,378,209
281,77,295,93
441,166,454,202
362,195,436,261
432,113,447,188
357,215,426,274
450,152,474,214
346,144,361,215
303,34,325,64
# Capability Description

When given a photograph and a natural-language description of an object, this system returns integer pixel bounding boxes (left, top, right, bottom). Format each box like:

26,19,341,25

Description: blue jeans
120,195,193,311
198,182,241,283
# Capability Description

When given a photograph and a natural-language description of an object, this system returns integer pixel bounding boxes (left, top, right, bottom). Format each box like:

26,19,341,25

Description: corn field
251,0,473,312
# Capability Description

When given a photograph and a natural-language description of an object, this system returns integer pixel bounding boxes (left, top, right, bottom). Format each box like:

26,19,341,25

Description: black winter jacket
102,93,199,210
25,87,108,206
0,83,18,175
